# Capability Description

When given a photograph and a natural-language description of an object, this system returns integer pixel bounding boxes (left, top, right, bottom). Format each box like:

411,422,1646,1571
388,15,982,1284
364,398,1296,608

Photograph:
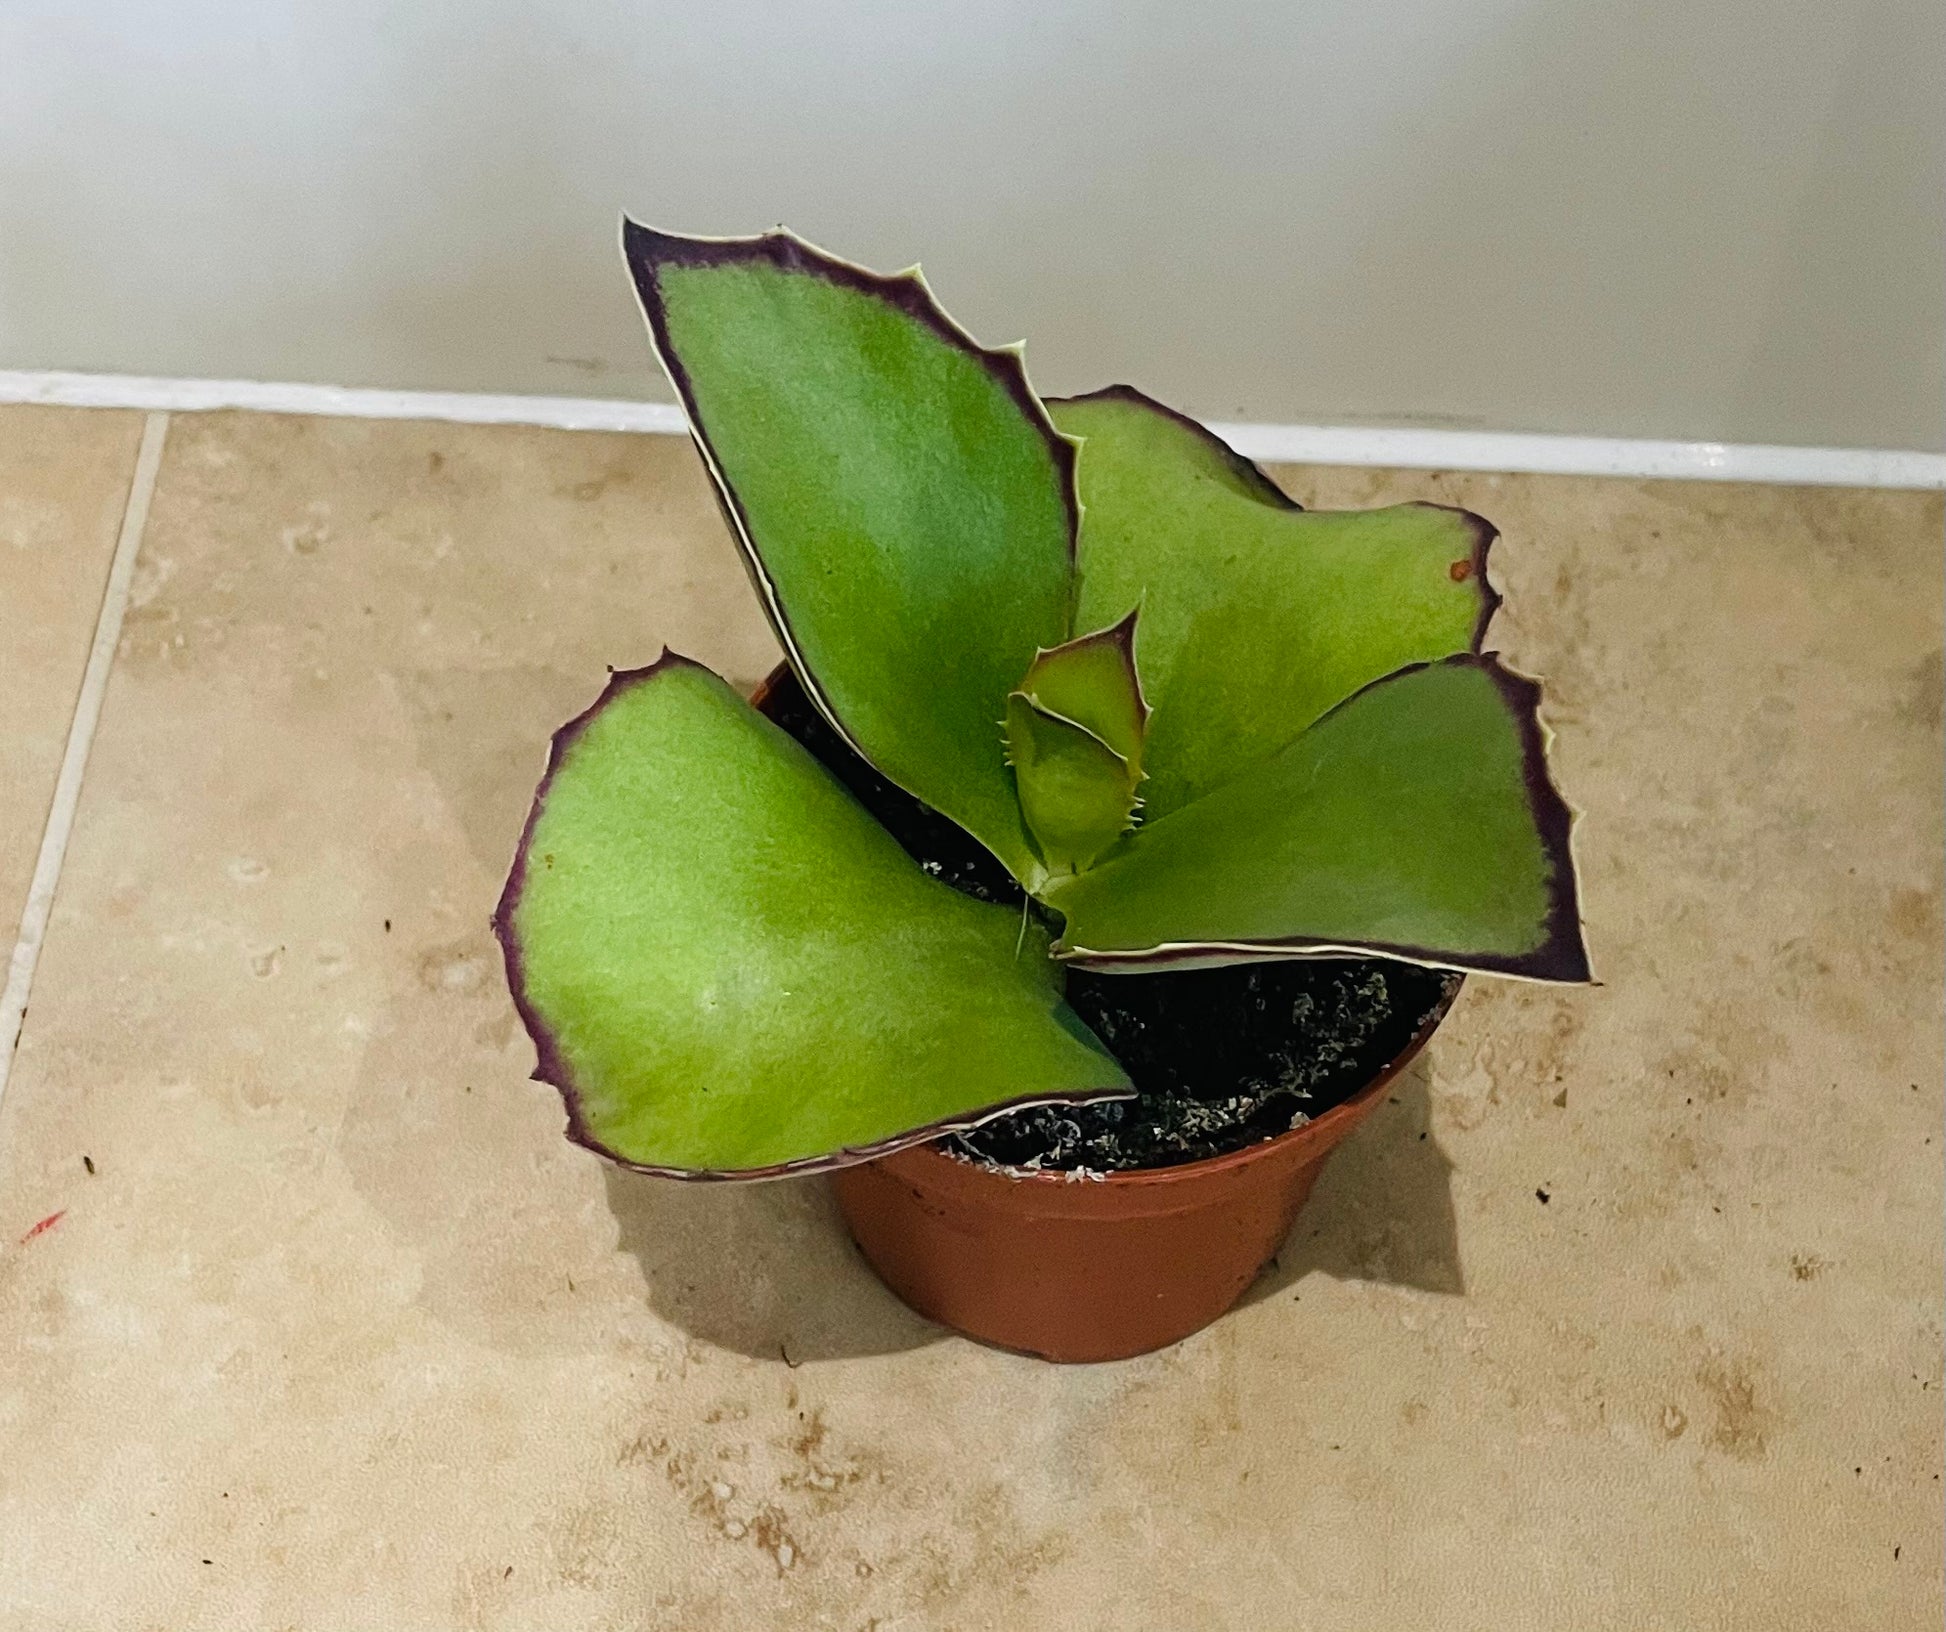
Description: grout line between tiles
0,410,169,1112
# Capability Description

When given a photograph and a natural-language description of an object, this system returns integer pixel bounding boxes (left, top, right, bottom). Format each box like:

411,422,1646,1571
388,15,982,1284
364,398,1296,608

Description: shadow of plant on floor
607,1051,1461,1364
602,1166,943,1363
1245,1055,1465,1303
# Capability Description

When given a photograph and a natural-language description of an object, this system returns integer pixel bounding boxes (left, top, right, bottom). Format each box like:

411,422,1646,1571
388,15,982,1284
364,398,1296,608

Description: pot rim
922,974,1461,1189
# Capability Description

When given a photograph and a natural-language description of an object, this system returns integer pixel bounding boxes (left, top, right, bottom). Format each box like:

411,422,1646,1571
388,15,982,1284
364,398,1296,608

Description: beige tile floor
0,405,1939,1630
0,408,147,946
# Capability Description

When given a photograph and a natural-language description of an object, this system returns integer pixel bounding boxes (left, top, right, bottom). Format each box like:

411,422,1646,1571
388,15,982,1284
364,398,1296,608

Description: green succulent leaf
1040,656,1590,981
1004,692,1142,877
624,222,1076,882
1049,387,1498,818
495,655,1130,1178
1015,609,1149,767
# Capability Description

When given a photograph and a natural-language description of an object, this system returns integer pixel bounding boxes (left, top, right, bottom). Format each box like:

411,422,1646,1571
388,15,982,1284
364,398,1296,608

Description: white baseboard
1207,421,1944,491
2,369,1939,490
0,370,690,436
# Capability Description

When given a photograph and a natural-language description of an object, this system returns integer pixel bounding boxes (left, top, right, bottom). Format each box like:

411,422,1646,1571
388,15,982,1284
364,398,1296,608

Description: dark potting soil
760,670,1457,1173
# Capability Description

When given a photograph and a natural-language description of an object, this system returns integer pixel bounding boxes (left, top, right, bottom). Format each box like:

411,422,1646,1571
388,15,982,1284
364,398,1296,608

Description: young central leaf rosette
493,224,1591,1179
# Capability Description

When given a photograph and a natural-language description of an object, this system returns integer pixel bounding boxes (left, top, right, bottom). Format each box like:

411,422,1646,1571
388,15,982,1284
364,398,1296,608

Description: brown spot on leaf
1449,558,1474,582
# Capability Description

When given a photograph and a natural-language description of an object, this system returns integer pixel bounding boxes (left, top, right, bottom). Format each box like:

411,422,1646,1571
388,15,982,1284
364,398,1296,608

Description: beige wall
2,0,1940,449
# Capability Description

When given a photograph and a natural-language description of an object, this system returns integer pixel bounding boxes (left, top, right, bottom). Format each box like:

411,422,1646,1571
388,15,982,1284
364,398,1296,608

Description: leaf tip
1407,502,1503,650
1051,383,1302,511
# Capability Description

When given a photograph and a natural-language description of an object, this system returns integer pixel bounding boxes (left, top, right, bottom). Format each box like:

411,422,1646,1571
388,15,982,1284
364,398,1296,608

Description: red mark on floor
1449,558,1474,582
19,1210,66,1245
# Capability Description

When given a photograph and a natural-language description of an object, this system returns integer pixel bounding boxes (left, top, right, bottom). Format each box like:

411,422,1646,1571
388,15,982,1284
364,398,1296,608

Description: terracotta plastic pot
830,990,1456,1362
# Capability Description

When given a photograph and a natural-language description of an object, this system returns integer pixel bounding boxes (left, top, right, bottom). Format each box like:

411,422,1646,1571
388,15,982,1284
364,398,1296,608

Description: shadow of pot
830,984,1460,1364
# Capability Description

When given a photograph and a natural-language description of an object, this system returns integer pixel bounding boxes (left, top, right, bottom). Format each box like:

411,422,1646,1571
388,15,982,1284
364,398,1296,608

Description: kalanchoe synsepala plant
494,224,1591,1179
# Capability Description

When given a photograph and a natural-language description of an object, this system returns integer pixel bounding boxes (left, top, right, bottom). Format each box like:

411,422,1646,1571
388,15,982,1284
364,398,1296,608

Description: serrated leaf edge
1047,653,1593,984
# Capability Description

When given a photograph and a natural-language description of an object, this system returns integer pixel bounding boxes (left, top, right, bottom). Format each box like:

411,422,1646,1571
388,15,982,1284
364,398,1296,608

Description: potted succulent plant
494,223,1591,1363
